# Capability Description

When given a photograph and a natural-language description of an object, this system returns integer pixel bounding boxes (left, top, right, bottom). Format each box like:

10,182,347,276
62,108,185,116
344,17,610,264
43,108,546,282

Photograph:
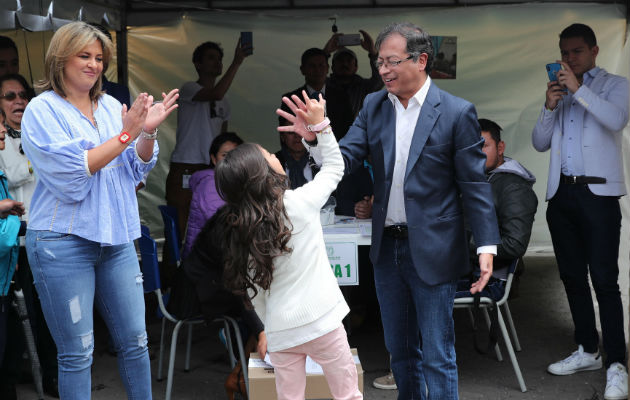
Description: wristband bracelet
118,131,132,144
141,127,158,140
307,117,330,132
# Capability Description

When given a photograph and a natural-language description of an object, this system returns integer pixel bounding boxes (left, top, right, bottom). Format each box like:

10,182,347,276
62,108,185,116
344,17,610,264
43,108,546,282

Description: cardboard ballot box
248,348,364,400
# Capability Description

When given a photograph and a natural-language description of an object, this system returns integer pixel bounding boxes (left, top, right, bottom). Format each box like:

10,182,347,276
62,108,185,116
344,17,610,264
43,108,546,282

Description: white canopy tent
1,2,629,304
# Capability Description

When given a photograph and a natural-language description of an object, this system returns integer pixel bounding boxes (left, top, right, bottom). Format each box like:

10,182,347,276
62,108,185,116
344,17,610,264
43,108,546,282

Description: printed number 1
331,264,352,278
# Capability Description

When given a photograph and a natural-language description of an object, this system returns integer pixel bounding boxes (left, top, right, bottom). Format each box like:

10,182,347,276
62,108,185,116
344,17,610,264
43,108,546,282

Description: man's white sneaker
604,362,628,400
547,345,603,375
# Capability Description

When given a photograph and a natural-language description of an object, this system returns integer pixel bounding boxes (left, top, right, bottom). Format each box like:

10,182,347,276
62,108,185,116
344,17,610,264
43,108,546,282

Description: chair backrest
496,258,519,306
158,205,182,263
138,230,161,293
141,224,150,237
454,258,520,307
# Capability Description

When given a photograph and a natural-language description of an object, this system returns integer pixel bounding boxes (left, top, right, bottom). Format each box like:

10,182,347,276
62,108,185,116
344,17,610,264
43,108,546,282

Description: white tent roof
0,0,626,31
0,0,121,30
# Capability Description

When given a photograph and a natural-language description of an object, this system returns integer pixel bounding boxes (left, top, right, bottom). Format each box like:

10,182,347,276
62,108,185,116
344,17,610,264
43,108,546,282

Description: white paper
263,353,273,367
359,224,371,237
249,353,361,374
249,357,273,369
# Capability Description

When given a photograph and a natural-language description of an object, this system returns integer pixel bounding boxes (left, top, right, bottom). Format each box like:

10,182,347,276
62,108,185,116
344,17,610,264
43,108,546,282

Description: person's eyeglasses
0,91,28,101
374,56,414,70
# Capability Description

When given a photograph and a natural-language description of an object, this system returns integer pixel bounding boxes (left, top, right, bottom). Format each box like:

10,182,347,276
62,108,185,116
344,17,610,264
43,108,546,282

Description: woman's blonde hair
36,21,113,101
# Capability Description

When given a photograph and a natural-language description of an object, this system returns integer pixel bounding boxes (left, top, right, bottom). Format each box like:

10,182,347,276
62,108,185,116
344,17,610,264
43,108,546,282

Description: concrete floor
16,256,626,399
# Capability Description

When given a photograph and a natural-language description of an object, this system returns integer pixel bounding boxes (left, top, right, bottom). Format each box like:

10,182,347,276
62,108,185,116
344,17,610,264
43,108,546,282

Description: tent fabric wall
127,3,628,250
1,4,628,306
128,3,629,329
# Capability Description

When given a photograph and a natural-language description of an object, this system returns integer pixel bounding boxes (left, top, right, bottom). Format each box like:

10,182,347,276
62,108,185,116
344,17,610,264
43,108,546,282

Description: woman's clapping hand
144,89,179,133
121,89,179,139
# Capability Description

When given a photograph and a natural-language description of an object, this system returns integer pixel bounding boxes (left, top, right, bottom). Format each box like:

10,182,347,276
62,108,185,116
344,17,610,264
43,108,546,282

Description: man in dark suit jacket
280,47,352,142
306,22,500,399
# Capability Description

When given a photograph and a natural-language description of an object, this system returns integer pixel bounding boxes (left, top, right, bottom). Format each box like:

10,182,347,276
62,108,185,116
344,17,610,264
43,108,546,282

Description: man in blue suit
532,23,628,400
306,22,500,399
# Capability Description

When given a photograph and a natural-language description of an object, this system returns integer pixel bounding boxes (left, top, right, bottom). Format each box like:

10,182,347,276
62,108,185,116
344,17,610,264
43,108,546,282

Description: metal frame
453,259,526,392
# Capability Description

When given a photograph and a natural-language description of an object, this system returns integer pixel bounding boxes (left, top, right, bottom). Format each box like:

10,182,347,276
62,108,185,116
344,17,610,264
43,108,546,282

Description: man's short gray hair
375,22,434,73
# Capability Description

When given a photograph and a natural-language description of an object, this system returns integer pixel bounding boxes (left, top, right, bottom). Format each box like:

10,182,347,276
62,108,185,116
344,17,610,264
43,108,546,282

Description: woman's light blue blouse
21,90,158,246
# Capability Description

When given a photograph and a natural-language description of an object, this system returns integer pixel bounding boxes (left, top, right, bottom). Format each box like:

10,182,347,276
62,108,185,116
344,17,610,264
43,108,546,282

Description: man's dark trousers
546,182,626,367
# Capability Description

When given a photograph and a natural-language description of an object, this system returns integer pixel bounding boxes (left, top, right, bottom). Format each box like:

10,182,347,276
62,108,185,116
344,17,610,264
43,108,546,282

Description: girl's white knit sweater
250,130,348,349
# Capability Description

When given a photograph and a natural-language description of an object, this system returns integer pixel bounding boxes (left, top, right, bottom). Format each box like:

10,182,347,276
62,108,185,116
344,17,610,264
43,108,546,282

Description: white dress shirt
385,78,431,225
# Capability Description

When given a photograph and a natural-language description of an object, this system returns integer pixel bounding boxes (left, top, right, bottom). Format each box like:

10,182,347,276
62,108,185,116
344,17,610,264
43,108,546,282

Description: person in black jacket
180,206,266,357
457,118,538,300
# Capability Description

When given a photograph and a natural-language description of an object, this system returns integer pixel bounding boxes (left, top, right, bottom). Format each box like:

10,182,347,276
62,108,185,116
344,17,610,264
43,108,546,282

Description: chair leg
166,320,184,400
467,308,475,329
226,316,249,398
496,309,527,392
502,302,522,351
185,324,193,372
223,320,237,368
157,317,167,381
482,308,503,361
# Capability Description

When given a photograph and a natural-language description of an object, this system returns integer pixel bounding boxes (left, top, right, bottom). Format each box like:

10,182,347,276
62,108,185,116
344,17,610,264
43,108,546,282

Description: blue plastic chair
453,258,526,392
138,226,248,400
158,205,182,266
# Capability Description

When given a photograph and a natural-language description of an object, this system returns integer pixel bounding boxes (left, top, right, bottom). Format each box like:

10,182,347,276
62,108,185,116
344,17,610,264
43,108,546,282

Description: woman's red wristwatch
118,131,132,144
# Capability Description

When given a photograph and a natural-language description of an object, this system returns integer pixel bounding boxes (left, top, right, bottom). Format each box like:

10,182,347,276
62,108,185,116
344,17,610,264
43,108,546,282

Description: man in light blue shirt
532,23,629,400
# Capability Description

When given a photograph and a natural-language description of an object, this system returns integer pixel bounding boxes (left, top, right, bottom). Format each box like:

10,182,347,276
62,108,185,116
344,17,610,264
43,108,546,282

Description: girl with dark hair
215,92,362,399
182,131,243,257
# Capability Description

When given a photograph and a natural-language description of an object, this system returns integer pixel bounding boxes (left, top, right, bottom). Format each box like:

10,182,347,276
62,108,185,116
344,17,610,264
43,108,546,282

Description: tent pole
116,4,129,87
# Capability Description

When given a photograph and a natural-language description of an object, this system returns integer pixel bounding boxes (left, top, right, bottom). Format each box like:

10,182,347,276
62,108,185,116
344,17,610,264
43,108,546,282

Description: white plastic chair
454,258,526,392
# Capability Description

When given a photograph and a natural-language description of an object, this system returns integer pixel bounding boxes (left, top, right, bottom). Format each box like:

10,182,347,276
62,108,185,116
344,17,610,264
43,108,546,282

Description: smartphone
546,62,562,82
546,62,567,92
337,33,361,46
240,31,253,55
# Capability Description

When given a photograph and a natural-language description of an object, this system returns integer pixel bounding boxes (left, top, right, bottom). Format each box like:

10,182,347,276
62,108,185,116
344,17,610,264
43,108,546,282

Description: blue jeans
374,235,458,400
26,230,151,400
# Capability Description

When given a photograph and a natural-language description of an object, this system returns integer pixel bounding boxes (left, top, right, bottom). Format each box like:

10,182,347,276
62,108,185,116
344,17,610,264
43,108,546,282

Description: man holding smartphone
532,23,628,400
166,38,251,235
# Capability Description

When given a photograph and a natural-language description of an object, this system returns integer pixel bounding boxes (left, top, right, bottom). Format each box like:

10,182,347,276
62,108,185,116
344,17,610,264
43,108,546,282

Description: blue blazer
339,84,500,285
